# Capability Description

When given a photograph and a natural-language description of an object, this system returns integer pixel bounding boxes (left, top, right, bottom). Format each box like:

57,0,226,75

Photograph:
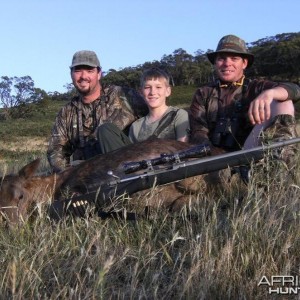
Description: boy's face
141,77,171,109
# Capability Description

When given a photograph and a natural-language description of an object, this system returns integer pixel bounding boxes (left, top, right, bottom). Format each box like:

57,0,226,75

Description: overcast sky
0,0,299,93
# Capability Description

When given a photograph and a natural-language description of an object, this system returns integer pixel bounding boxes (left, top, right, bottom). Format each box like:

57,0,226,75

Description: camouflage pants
260,114,298,166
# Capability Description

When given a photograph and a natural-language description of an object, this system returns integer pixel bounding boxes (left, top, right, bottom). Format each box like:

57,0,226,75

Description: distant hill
102,32,300,89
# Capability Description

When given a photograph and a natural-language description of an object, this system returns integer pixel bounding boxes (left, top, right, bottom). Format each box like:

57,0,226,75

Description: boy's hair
140,68,170,87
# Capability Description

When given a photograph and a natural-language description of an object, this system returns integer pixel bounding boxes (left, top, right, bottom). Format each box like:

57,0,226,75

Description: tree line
0,32,299,119
0,76,50,120
101,32,300,88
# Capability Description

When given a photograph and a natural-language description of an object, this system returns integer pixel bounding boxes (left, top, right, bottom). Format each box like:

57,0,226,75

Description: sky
0,0,299,94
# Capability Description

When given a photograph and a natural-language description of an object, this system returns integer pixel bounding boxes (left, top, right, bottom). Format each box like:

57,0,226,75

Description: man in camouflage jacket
190,35,300,153
176,34,300,193
47,50,148,173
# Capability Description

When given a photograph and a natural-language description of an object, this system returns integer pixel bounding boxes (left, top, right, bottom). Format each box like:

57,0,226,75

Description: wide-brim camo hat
70,50,101,68
207,35,254,68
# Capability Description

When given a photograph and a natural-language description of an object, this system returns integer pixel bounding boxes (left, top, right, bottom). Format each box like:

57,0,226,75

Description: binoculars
211,117,239,149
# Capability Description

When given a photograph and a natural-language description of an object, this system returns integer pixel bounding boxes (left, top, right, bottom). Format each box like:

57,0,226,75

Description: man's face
141,77,171,109
214,53,248,83
71,65,101,95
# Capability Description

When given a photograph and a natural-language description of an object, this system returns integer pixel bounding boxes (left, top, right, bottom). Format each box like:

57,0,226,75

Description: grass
0,100,67,164
0,159,299,298
1,87,300,298
0,100,67,141
168,85,196,108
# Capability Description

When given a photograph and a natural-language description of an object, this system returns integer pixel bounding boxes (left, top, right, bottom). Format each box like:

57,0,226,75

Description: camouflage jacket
47,85,148,172
190,78,300,150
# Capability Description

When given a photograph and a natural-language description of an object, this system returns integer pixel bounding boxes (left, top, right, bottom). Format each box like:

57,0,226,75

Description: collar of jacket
218,75,245,88
71,95,102,109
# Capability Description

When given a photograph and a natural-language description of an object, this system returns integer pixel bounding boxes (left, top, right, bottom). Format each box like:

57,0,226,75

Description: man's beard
77,87,91,95
75,83,91,95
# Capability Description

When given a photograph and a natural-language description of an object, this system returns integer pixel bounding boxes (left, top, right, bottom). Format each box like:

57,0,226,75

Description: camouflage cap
207,35,254,68
70,50,101,69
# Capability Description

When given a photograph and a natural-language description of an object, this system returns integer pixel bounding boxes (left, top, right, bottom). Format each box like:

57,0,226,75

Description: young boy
96,68,190,153
129,68,189,142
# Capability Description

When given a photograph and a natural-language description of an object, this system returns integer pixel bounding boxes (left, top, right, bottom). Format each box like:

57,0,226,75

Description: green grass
168,85,196,108
0,100,68,141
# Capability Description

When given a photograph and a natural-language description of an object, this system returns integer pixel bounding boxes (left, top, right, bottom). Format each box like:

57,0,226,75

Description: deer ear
18,159,41,179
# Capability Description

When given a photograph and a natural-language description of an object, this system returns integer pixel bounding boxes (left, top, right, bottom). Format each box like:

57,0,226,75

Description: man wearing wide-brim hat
176,34,300,193
207,34,254,69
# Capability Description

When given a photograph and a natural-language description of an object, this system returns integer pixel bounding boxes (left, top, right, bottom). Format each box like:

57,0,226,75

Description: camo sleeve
104,86,148,130
189,87,212,145
278,82,300,102
47,106,73,173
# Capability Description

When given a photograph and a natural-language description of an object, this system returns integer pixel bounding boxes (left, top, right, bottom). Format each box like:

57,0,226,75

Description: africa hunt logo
258,275,300,295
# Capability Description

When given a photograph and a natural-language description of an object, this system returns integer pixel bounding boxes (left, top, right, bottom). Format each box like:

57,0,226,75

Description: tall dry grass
0,153,300,299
